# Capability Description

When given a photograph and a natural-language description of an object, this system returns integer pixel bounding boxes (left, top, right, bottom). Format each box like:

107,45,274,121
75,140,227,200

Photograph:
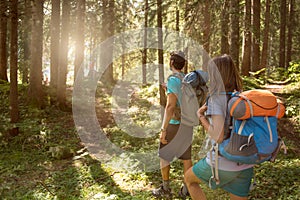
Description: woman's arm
197,105,225,143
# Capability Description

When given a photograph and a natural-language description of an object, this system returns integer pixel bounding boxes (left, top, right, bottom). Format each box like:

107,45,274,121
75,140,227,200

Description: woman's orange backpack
228,89,285,120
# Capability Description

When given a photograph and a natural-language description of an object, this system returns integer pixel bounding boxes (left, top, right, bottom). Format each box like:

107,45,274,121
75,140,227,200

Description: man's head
170,51,186,70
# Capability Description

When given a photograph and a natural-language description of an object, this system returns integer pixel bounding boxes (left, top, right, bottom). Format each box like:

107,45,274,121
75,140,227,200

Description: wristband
161,128,167,132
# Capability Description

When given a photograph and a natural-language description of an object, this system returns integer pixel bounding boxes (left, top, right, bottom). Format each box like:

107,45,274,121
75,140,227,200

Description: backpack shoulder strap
206,92,234,139
168,72,184,81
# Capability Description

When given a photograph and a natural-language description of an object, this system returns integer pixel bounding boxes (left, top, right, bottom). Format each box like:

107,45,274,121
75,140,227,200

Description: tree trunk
286,0,294,67
121,0,126,80
50,0,60,91
252,0,261,71
230,0,240,68
157,0,164,83
28,0,44,108
57,0,70,108
260,0,271,69
202,0,210,54
0,0,8,82
241,0,252,76
74,0,85,82
221,0,230,54
183,0,190,74
9,0,19,136
101,0,115,84
176,1,179,32
184,0,190,33
202,0,211,69
157,0,164,119
142,0,148,85
279,0,287,68
21,0,31,84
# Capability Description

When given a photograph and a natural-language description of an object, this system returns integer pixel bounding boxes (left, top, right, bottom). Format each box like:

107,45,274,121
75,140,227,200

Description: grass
0,78,300,200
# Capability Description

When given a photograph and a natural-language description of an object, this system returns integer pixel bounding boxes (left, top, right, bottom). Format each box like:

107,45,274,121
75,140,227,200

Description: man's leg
178,159,192,196
184,167,207,200
161,158,171,189
152,158,172,197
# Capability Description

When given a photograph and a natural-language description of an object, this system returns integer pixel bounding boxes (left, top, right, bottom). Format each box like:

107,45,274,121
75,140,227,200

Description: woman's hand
160,130,168,144
197,104,208,118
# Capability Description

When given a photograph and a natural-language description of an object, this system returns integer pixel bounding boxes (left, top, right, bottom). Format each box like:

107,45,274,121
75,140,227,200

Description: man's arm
160,93,177,144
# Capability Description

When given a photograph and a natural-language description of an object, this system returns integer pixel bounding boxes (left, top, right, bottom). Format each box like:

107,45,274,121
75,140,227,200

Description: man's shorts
158,124,193,162
192,158,254,197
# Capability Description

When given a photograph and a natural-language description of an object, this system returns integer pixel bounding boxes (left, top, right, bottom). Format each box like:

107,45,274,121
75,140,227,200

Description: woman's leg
183,159,192,174
184,167,207,200
229,193,248,200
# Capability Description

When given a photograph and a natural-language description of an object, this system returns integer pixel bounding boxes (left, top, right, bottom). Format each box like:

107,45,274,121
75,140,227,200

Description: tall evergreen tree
252,0,261,71
241,0,252,76
202,0,211,70
21,0,31,84
202,0,211,54
74,0,85,82
157,0,164,118
0,0,8,81
230,0,240,68
261,0,271,70
221,0,230,55
9,0,19,136
279,0,287,68
101,0,115,84
57,0,70,108
28,0,44,108
175,0,179,32
120,0,127,81
286,0,295,67
50,0,60,91
142,0,148,85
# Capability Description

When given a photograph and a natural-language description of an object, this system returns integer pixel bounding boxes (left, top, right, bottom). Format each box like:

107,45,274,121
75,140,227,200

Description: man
152,51,192,198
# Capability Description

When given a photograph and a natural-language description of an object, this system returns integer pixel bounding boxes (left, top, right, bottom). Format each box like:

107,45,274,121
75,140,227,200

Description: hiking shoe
152,185,172,199
178,186,190,199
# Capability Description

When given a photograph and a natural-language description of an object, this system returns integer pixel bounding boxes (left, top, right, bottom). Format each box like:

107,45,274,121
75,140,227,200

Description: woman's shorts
158,124,193,162
192,158,254,197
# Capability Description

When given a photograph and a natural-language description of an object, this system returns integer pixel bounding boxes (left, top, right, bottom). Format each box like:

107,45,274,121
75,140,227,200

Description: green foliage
282,62,300,120
267,67,289,82
250,157,300,200
284,86,300,127
287,61,300,82
242,75,264,90
1,81,300,200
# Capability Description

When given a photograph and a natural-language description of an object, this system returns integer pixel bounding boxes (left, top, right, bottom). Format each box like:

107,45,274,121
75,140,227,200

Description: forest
0,0,299,199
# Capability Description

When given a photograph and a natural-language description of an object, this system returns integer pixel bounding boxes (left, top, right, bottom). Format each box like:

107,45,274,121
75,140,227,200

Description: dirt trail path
263,84,285,94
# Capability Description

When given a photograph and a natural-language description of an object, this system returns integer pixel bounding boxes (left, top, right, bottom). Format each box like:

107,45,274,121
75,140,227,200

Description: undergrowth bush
287,61,300,82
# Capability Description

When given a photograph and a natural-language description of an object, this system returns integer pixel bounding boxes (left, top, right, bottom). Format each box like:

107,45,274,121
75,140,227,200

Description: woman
184,55,254,200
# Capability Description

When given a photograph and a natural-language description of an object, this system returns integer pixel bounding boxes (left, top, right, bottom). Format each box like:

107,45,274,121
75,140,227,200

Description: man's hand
160,130,168,144
161,83,167,91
